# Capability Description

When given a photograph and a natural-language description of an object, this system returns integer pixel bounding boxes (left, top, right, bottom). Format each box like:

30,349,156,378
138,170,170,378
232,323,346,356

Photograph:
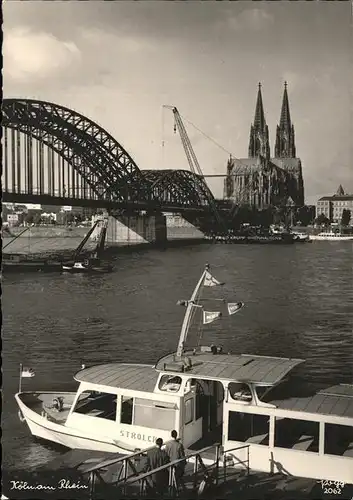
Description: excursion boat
15,265,353,483
309,231,353,241
61,218,113,273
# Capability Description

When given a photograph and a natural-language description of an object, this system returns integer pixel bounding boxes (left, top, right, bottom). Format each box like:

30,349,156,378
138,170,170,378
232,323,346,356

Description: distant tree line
23,212,85,225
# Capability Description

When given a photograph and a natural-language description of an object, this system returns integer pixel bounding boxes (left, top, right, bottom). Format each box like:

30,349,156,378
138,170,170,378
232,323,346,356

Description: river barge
2,226,62,272
3,254,62,272
204,233,295,244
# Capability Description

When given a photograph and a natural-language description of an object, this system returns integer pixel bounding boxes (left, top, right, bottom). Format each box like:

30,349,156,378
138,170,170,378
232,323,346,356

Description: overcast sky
3,1,352,204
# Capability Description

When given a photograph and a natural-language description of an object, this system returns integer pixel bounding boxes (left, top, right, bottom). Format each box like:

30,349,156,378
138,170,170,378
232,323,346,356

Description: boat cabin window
255,386,272,401
274,417,319,453
256,378,293,404
228,411,269,445
324,423,353,457
121,396,177,431
134,398,177,430
73,390,117,421
121,396,134,425
185,398,194,425
229,382,252,402
159,375,182,393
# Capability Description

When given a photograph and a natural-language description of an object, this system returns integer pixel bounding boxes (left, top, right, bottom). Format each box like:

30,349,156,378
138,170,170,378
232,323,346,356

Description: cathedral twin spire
248,83,270,159
248,82,296,159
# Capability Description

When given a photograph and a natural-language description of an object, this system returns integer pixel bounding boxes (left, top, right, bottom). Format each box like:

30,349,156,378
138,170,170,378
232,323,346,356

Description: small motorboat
292,232,310,243
62,219,113,273
62,259,114,274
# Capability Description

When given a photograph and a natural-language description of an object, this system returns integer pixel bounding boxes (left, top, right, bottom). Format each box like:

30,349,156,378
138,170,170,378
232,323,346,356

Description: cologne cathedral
224,83,304,208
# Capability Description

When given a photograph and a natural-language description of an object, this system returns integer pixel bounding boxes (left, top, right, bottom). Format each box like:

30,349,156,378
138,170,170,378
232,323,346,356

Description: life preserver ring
18,409,26,423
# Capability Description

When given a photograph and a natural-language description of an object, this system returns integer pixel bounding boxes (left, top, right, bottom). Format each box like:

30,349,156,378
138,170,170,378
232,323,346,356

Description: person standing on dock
165,430,186,490
146,438,170,497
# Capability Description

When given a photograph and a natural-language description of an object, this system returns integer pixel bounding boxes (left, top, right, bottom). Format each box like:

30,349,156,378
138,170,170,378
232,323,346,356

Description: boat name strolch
119,429,158,443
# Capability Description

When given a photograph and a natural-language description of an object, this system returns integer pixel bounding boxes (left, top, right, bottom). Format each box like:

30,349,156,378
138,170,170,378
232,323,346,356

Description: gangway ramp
80,442,231,499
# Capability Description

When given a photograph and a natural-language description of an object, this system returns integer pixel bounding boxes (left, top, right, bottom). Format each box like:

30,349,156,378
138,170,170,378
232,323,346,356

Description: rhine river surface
3,241,353,471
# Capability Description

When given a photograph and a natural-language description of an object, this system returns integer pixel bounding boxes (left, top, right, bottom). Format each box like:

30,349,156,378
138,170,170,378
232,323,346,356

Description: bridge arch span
142,169,213,208
2,98,152,202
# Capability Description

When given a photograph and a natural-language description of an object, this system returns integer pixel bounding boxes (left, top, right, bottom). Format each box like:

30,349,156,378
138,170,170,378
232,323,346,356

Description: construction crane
162,105,227,231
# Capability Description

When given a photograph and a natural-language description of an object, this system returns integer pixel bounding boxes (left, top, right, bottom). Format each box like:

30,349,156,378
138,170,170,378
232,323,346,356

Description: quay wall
2,217,204,256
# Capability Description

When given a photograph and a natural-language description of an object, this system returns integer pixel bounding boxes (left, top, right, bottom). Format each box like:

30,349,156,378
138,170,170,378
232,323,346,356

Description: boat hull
3,261,62,272
309,235,353,241
224,439,353,484
61,265,114,273
293,234,310,242
205,235,295,244
16,392,137,454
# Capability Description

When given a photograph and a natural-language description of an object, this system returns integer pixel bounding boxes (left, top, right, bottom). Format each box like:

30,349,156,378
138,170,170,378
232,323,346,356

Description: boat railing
222,444,250,481
85,442,223,499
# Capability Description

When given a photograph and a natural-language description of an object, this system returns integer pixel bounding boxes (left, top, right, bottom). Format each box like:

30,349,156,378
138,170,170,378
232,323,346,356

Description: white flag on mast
21,367,35,378
227,302,245,316
204,271,224,287
203,311,222,325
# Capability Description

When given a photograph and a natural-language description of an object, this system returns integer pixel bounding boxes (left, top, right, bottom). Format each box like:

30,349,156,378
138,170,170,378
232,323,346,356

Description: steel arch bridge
143,169,213,208
2,98,216,213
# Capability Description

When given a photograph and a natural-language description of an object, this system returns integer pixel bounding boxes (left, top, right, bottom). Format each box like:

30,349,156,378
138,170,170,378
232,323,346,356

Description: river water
2,241,353,471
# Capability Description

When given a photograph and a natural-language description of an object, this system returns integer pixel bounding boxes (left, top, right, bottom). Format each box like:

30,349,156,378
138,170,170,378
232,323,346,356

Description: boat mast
94,219,108,259
176,264,209,358
72,221,99,261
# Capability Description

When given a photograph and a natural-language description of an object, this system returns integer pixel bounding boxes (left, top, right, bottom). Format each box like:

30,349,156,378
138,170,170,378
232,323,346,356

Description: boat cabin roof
155,351,304,386
74,363,159,393
74,351,303,393
272,384,353,419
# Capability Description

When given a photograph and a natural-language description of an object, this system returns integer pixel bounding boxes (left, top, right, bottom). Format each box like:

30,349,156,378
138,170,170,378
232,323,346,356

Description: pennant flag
21,367,35,378
204,271,224,287
227,302,245,316
203,311,222,325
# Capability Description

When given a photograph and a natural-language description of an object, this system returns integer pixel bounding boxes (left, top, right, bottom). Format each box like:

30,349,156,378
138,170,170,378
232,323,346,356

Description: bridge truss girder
2,99,153,203
142,169,214,209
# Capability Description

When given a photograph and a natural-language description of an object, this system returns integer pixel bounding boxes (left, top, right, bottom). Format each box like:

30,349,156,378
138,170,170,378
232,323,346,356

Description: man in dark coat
146,438,170,496
165,430,186,488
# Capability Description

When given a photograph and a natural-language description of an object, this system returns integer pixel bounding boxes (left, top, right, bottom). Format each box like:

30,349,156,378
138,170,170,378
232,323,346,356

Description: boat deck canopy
155,351,304,386
74,364,159,393
272,384,353,419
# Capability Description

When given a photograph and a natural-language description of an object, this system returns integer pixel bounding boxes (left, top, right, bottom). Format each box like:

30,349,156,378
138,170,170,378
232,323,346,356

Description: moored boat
15,265,353,483
62,218,113,273
205,233,295,244
292,232,310,242
310,231,353,241
3,255,62,272
2,225,62,272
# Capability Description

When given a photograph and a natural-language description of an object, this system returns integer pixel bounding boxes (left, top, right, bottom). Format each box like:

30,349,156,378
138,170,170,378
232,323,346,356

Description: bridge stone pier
93,214,167,246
